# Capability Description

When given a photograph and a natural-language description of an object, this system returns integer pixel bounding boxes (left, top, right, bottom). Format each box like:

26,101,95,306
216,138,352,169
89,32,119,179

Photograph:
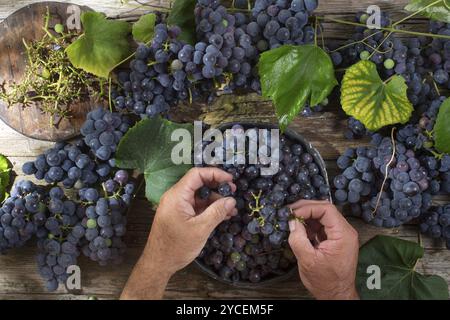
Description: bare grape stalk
372,127,397,215
0,8,104,127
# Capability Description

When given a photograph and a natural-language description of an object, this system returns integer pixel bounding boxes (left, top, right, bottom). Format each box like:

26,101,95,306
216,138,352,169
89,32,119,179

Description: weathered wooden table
0,0,448,300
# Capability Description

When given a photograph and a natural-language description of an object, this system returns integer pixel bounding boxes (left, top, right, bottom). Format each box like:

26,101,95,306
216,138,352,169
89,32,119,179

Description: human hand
121,167,237,299
143,167,237,276
288,200,360,300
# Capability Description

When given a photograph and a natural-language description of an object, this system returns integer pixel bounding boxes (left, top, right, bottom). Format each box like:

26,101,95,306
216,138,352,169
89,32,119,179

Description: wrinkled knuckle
214,205,227,219
288,236,297,249
189,167,201,176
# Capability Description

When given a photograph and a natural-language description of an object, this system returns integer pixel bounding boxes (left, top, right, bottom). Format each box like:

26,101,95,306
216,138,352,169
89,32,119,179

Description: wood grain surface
0,0,448,300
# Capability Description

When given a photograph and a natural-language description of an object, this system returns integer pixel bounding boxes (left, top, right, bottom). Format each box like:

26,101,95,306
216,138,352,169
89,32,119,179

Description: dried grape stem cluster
0,11,102,126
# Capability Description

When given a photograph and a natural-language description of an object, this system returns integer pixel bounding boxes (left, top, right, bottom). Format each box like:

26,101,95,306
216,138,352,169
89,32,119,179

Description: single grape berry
384,58,395,70
218,183,232,197
360,51,370,60
198,186,211,200
54,24,64,34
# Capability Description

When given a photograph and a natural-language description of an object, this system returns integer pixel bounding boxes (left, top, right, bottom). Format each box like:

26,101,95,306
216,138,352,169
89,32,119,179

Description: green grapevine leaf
357,235,449,300
405,0,450,23
132,13,156,43
66,12,132,79
258,45,337,131
434,97,450,154
115,117,194,204
341,60,413,131
0,154,11,202
167,0,197,45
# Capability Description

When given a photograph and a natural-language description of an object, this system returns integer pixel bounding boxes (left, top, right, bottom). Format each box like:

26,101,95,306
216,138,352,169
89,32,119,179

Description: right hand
288,200,360,300
142,167,237,276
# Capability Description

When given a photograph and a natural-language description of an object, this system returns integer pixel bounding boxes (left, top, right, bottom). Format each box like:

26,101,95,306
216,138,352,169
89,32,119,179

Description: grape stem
108,76,113,112
188,87,193,105
314,16,318,47
393,0,444,28
428,148,444,160
248,190,264,216
368,0,444,60
109,37,155,76
329,30,385,54
316,16,450,40
383,74,396,84
372,127,396,215
288,208,306,225
432,80,441,97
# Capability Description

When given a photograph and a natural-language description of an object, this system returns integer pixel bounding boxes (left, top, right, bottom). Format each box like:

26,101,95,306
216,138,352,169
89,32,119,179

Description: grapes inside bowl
194,123,331,285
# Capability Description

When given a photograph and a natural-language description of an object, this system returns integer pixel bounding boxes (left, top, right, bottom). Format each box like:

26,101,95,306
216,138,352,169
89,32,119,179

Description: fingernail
224,198,236,212
231,208,238,216
289,220,296,232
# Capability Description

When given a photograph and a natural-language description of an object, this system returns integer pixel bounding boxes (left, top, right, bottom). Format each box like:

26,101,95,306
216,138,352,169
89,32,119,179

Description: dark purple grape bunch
114,23,196,118
251,0,318,48
438,155,450,194
80,107,133,163
194,0,261,91
21,138,107,190
22,107,134,190
423,21,450,90
36,186,83,292
330,11,392,70
0,180,47,253
334,134,434,228
102,170,135,206
344,117,370,140
22,139,98,189
420,204,450,250
395,96,449,197
17,107,135,290
77,169,133,267
113,0,322,117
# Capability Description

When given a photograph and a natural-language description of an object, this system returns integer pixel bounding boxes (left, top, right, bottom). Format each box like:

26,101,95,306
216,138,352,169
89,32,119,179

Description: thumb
288,220,316,261
196,197,237,230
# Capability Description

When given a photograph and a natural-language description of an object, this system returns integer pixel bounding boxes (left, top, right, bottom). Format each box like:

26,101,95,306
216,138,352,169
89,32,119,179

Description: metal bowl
194,122,331,287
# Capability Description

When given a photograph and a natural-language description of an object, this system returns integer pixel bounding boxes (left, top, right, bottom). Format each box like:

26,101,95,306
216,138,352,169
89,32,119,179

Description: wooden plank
0,122,54,157
0,0,155,21
0,0,415,22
